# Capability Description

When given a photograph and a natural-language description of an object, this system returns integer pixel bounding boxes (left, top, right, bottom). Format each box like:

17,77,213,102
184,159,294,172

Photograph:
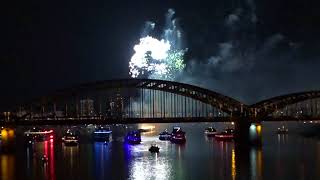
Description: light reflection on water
125,135,173,180
0,123,320,179
0,154,15,180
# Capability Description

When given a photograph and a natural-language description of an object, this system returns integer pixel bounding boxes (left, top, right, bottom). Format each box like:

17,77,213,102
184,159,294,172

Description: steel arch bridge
250,91,320,119
30,79,248,114
5,79,320,125
11,79,251,124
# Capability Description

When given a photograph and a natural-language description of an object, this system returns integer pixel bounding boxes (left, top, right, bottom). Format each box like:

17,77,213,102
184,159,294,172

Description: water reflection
25,140,56,180
250,147,263,180
234,144,263,180
124,137,173,180
129,154,172,180
277,134,289,144
94,142,111,180
231,149,236,180
62,144,79,178
0,154,15,180
42,140,56,180
1,123,320,180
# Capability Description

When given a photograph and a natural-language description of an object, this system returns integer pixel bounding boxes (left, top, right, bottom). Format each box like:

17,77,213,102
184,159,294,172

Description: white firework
129,9,186,80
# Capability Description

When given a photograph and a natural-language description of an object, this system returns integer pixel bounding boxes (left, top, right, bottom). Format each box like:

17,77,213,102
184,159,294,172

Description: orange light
1,130,8,139
256,125,262,135
8,130,14,138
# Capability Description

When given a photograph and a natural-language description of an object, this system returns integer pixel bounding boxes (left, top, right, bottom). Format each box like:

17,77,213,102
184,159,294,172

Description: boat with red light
214,128,234,141
170,126,186,144
24,127,54,142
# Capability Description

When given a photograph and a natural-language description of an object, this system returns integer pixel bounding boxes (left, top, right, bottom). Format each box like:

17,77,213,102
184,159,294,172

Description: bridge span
3,78,320,124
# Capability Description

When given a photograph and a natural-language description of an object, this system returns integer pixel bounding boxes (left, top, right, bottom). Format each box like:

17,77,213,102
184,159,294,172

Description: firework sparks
129,9,186,80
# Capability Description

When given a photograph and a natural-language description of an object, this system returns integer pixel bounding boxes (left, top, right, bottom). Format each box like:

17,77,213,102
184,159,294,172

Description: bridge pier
234,120,262,147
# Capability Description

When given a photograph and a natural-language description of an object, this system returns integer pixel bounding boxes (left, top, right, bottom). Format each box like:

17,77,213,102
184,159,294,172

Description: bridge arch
250,91,320,117
25,79,247,115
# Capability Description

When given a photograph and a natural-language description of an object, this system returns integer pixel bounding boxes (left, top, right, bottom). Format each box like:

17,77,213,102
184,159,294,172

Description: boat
24,127,54,142
62,129,79,146
149,143,160,153
93,126,112,142
215,128,234,141
204,127,218,137
159,129,171,140
41,155,49,164
170,126,186,144
125,131,141,144
277,126,288,134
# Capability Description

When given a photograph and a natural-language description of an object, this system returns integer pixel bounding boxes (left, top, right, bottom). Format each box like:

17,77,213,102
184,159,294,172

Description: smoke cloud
131,1,320,105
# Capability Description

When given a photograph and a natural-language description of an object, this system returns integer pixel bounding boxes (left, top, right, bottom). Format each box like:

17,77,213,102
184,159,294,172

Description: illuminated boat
62,129,79,146
125,131,141,144
149,143,160,153
215,128,234,141
170,126,186,144
159,129,171,140
93,126,112,142
204,127,218,137
41,155,49,164
24,127,54,142
277,126,288,134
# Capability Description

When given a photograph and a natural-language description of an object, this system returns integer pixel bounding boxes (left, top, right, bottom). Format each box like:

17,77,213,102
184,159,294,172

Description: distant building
55,110,65,117
16,110,28,118
3,112,11,121
107,93,124,117
80,99,95,116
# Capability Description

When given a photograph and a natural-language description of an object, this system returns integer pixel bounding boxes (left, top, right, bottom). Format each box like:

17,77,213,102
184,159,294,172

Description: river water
0,122,319,180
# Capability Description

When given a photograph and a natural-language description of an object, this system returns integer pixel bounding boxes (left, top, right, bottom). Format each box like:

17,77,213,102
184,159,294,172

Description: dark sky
1,0,320,110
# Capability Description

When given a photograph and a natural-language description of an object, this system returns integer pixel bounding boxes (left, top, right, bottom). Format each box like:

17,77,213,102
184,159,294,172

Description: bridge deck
2,116,320,126
1,117,237,126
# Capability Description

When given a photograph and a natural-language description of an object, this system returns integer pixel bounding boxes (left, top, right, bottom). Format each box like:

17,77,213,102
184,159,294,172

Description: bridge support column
234,119,250,146
235,119,262,147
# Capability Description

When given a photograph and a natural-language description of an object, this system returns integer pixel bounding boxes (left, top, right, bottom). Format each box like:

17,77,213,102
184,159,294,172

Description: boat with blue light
159,129,171,140
125,130,141,144
93,126,112,142
170,126,186,144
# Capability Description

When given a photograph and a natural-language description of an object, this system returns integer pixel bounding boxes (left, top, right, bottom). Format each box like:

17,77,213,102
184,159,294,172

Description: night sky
1,0,320,110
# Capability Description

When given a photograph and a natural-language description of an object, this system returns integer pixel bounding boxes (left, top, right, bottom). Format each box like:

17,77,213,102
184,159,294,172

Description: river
0,122,319,180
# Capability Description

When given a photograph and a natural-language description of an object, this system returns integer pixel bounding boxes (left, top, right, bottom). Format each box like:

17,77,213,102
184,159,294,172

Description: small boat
93,126,112,142
24,127,54,142
62,129,79,146
215,128,234,141
204,127,218,137
170,126,186,144
159,129,171,141
125,131,141,144
149,144,160,153
41,155,49,164
277,126,288,134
